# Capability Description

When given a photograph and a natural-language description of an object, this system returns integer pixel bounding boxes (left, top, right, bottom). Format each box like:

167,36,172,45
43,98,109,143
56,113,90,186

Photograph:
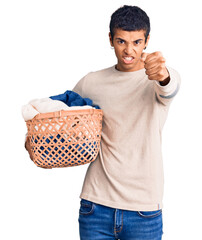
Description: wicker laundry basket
26,108,103,169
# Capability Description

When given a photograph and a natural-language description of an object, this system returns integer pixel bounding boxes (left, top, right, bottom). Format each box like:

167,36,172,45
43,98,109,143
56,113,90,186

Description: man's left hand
141,51,170,83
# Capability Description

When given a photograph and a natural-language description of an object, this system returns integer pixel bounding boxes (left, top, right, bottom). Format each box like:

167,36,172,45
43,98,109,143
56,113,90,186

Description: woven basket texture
26,108,103,168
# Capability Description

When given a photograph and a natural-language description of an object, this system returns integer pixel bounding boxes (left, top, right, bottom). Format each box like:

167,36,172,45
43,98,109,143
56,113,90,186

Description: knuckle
158,72,164,78
156,51,162,56
160,58,166,63
159,65,164,72
160,63,165,68
161,69,165,74
161,68,166,75
162,57,166,62
158,64,164,72
157,72,161,77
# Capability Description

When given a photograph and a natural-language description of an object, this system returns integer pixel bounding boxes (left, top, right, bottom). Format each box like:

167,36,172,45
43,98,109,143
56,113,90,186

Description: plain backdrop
0,0,201,239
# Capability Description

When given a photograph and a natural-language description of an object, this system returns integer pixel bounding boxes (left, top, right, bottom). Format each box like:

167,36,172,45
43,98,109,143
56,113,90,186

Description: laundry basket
26,108,103,168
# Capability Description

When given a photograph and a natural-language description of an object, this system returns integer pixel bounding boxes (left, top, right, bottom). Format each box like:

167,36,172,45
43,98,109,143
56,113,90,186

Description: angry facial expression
109,29,150,72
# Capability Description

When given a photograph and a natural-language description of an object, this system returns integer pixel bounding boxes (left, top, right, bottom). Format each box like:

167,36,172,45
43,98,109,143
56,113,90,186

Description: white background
0,0,201,239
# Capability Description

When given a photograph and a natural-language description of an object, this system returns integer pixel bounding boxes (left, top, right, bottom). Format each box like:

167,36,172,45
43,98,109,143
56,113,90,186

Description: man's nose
124,44,134,55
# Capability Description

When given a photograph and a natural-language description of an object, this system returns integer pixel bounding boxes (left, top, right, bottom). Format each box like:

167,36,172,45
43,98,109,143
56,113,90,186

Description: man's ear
145,34,150,48
109,32,113,47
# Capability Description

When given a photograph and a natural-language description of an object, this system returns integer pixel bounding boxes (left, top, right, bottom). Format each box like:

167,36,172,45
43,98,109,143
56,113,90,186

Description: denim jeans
78,199,163,240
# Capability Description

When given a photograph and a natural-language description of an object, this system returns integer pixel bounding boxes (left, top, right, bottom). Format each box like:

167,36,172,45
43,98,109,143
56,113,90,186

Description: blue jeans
79,199,163,240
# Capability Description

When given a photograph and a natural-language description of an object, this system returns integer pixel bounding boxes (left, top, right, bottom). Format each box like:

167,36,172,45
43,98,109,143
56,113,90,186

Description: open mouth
123,56,134,64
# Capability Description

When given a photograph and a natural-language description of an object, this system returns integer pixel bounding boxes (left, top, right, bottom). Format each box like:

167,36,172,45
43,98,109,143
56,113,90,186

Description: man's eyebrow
115,37,143,42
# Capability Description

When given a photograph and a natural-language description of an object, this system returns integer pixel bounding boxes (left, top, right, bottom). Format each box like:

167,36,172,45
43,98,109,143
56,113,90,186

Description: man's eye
118,40,125,44
134,40,141,45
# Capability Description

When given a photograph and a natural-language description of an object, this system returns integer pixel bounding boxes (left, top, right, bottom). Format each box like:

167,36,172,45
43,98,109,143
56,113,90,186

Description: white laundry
22,97,94,121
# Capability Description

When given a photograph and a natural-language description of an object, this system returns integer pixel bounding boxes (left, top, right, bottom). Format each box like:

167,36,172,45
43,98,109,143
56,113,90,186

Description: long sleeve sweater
72,64,181,211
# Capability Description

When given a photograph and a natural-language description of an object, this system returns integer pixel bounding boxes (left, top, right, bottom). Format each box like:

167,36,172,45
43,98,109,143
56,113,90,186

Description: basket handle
31,108,96,120
54,108,95,116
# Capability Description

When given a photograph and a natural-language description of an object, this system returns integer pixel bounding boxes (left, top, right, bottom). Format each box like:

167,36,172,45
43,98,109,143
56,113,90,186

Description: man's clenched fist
141,51,170,85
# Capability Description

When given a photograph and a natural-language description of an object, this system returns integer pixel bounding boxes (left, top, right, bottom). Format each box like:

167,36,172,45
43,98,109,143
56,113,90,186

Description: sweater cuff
153,66,180,101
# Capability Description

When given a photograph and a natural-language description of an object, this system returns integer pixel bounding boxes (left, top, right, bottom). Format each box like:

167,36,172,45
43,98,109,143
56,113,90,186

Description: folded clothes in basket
23,90,102,168
22,90,100,121
50,90,100,109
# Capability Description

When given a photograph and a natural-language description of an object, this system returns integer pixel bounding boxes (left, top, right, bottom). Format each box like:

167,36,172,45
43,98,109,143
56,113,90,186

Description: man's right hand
25,137,34,161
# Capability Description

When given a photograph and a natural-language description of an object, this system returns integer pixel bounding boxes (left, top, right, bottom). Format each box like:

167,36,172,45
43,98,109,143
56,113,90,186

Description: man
26,5,180,240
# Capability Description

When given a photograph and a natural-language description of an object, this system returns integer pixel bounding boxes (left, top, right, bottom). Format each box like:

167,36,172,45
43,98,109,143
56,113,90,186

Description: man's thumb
140,52,149,62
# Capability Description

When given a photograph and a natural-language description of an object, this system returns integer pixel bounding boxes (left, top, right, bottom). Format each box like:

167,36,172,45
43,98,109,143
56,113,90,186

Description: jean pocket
79,199,95,216
137,209,162,218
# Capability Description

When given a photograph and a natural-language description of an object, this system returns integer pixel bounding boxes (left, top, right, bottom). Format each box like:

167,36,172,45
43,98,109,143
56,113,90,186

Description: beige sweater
73,65,181,211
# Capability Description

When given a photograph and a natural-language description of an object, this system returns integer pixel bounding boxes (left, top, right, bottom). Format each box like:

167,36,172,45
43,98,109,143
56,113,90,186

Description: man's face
109,29,150,72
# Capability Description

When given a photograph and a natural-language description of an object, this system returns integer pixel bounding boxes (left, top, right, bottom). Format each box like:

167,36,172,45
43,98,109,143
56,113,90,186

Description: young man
73,5,180,240
25,5,180,240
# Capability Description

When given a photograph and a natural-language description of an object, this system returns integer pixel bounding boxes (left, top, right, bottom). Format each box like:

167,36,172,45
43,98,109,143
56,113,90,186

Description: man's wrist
159,75,170,86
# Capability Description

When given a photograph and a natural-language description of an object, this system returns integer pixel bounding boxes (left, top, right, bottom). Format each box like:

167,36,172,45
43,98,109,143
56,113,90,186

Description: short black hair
109,5,150,43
